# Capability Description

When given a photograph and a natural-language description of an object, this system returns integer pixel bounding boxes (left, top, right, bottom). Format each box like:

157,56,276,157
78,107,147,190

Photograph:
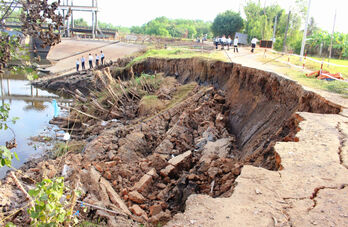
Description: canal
0,72,71,178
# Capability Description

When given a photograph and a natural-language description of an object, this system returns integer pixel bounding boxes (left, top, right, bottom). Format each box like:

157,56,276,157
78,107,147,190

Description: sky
69,0,348,33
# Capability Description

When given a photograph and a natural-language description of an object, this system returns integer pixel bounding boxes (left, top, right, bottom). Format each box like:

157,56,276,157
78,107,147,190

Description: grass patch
138,95,165,115
51,141,85,158
167,82,197,108
259,56,348,96
128,48,228,67
266,52,348,78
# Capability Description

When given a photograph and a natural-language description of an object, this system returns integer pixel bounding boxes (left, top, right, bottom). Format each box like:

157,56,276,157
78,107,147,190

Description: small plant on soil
28,177,80,226
51,141,85,158
0,104,19,168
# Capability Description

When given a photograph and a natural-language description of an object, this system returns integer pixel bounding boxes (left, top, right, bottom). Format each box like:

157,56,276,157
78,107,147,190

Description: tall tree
211,10,243,37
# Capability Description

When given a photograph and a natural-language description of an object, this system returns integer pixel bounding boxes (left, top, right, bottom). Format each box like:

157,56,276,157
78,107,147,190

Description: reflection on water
0,73,72,178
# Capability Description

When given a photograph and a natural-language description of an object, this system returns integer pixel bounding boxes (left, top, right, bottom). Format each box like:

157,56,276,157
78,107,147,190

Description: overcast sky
69,0,348,33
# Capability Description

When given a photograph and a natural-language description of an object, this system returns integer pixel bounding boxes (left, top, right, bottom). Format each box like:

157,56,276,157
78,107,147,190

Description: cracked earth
166,111,348,227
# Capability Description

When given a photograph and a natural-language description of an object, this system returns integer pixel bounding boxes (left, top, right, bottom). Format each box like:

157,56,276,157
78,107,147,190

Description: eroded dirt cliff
3,57,342,226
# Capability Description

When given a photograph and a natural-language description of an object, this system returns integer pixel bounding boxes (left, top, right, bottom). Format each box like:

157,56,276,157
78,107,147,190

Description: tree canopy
130,17,213,39
211,11,243,37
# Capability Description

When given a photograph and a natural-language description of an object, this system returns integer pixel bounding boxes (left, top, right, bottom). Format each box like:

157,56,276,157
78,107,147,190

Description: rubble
1,57,343,226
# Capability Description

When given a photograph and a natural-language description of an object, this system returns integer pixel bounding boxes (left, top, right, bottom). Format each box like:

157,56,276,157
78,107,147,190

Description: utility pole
328,9,337,67
95,0,98,37
300,0,311,61
70,0,74,37
272,15,277,43
92,0,95,39
283,10,291,52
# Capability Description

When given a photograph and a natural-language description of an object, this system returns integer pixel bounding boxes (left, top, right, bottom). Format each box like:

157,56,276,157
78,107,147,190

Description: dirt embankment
15,57,342,226
113,58,341,167
34,57,341,168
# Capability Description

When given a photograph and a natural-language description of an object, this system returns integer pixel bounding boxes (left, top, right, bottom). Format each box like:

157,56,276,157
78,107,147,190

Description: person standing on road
100,50,105,65
214,37,219,49
88,53,93,69
227,36,232,51
95,54,99,67
251,37,258,53
233,36,239,53
81,56,85,70
76,58,80,71
221,35,226,50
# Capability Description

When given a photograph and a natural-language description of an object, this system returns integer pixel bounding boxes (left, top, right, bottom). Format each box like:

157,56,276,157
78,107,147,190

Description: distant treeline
73,0,347,59
130,17,213,39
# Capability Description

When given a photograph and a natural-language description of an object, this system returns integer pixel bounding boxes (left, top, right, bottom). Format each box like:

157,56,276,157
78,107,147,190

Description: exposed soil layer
4,57,341,226
34,58,341,168
114,58,341,168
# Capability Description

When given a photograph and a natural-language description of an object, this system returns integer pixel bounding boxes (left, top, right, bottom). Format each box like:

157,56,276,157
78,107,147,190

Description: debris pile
1,69,243,226
2,56,341,226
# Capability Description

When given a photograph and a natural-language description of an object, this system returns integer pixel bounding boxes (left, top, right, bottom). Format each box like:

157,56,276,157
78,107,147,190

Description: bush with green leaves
28,177,80,226
0,145,18,167
0,104,19,168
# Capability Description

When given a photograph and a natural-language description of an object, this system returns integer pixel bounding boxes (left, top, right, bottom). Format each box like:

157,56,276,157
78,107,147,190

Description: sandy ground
46,38,143,75
166,47,348,227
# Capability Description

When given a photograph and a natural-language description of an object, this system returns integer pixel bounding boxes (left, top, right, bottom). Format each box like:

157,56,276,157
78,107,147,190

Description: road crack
308,184,347,211
336,122,348,169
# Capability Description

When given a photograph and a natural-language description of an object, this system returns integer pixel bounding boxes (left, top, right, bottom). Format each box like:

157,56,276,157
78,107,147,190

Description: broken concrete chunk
154,139,174,154
168,150,192,167
130,204,147,217
99,177,131,216
95,163,104,172
148,209,171,224
133,173,152,193
128,191,146,204
149,204,163,216
160,165,175,177
213,93,225,103
146,168,158,178
105,161,117,169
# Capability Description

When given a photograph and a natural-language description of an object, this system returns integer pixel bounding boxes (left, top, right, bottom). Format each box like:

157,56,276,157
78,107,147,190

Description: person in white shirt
214,37,219,49
233,36,239,53
100,50,105,65
221,35,226,50
81,56,85,70
76,59,80,72
251,37,258,53
227,36,232,51
88,53,93,69
95,54,99,67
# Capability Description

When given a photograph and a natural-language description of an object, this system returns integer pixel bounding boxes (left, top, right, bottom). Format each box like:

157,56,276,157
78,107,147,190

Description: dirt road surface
46,39,143,75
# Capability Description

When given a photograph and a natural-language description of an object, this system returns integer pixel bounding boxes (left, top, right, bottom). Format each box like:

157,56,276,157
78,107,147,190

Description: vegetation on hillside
128,48,228,66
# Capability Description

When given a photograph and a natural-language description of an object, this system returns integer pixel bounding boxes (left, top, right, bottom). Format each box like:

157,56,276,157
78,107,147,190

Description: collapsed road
1,56,347,226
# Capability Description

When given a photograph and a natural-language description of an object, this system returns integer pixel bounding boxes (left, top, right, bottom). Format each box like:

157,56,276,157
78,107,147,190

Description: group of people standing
214,35,240,52
214,36,259,53
76,50,105,71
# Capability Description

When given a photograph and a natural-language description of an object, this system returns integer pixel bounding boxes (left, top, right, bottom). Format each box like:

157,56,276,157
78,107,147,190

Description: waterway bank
0,72,72,178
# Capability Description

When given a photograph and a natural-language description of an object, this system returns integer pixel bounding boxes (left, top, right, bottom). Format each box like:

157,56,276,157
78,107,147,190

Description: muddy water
0,73,71,178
